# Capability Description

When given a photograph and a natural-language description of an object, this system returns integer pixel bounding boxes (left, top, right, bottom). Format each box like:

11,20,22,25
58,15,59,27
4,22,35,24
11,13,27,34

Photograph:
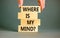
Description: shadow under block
18,25,38,32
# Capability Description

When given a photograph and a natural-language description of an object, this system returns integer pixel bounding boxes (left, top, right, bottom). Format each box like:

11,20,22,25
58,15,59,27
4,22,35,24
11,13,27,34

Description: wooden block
18,12,38,19
18,25,38,32
20,19,41,26
20,6,41,13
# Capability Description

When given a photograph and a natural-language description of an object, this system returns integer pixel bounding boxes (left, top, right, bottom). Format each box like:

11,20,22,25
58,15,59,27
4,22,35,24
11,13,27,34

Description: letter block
18,6,41,32
18,25,38,32
21,6,41,13
20,19,41,26
18,12,38,19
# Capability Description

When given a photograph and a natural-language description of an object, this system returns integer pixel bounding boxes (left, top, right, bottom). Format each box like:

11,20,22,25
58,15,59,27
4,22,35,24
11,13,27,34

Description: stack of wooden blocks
18,6,41,32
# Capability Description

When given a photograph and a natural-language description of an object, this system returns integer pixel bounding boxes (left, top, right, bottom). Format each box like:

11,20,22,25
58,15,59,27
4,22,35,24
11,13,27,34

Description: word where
21,6,41,13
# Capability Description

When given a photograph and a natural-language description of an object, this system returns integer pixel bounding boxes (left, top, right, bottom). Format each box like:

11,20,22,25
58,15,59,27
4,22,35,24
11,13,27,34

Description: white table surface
0,28,60,38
